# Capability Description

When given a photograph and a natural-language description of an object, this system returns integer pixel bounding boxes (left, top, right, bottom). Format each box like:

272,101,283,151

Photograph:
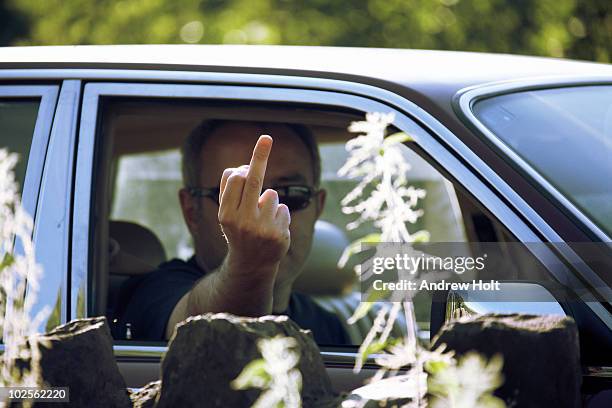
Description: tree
0,0,28,46
7,0,610,62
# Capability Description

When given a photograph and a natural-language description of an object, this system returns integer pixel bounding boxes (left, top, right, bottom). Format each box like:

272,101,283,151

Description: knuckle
269,225,289,241
227,173,245,184
244,219,257,230
260,189,278,204
263,230,281,242
277,204,290,220
246,176,262,189
235,219,256,235
264,188,278,198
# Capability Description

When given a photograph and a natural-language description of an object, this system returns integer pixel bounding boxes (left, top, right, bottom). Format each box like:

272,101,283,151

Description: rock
130,381,161,408
32,316,132,408
431,313,581,408
156,313,338,408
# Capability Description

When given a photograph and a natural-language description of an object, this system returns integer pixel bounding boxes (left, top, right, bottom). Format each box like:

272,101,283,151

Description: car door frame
61,69,609,386
455,76,612,242
0,84,58,222
0,83,67,329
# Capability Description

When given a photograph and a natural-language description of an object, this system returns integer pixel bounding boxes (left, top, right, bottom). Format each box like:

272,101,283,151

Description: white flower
427,352,505,408
339,112,426,243
232,335,302,408
0,148,50,399
336,114,504,407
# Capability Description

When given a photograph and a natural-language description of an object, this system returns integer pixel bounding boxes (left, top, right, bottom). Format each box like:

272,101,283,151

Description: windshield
473,85,612,237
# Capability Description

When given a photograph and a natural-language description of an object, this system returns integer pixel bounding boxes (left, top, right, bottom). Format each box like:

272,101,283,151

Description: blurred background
1,0,609,62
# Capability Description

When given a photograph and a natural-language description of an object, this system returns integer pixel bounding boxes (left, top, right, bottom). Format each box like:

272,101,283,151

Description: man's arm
166,135,290,339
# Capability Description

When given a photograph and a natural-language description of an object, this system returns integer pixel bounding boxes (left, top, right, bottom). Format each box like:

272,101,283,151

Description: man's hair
181,119,321,188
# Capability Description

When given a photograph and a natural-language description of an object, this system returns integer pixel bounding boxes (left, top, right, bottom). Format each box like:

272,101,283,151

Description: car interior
88,97,555,349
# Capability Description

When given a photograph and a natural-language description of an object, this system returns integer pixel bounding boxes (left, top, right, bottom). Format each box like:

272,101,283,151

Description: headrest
108,220,167,276
293,220,356,296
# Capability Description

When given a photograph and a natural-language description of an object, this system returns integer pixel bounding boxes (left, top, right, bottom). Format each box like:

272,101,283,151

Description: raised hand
217,135,291,273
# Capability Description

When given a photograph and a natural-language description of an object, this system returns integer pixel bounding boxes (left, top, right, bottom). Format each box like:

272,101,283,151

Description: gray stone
156,313,338,408
33,316,132,408
432,313,581,408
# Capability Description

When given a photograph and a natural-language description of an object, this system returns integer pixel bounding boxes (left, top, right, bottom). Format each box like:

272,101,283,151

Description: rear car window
473,85,612,236
0,98,40,196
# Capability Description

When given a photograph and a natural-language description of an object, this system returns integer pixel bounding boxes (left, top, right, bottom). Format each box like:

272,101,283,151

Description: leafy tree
0,0,28,46
566,0,611,62
6,0,610,62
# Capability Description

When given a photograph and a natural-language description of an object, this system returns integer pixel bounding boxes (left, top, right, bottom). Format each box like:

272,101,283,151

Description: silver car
1,45,611,402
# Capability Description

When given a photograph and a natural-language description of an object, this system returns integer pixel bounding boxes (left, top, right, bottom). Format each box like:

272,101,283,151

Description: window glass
111,150,190,260
473,85,612,236
0,98,40,196
111,143,467,260
318,142,466,244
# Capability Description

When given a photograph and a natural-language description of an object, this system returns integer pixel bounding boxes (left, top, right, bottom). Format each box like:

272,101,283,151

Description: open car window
94,97,557,346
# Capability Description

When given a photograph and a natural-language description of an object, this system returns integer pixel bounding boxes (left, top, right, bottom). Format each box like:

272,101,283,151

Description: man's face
182,122,324,287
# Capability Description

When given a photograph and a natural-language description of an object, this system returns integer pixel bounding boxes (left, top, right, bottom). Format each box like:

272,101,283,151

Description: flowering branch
0,148,50,406
338,112,427,242
337,114,505,407
232,335,302,408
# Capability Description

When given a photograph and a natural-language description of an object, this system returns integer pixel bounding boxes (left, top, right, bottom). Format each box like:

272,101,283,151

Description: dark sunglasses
188,185,317,212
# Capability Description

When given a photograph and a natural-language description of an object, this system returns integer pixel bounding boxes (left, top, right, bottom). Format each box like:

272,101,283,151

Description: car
1,45,611,402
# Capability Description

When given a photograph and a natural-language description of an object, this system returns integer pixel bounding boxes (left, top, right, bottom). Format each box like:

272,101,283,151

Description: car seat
300,221,407,344
107,220,167,319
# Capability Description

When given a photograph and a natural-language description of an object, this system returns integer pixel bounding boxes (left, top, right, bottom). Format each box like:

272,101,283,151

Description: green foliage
357,336,403,368
0,0,28,46
0,253,15,270
232,336,302,408
231,359,271,390
383,132,414,147
347,286,390,325
3,0,610,62
337,232,381,269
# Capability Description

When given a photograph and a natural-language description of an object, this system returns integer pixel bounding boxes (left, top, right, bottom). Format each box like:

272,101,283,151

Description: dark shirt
119,257,350,345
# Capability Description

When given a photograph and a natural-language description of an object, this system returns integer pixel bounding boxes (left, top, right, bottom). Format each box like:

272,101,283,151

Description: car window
473,85,612,237
110,140,469,340
0,98,40,196
111,144,467,261
93,97,556,346
111,150,190,260
317,142,466,244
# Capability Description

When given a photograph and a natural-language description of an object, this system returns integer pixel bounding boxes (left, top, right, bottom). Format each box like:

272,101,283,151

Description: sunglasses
188,185,317,212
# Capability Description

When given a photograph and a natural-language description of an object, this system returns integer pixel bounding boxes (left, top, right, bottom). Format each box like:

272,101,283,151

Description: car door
452,79,612,401
0,82,72,333
70,71,611,396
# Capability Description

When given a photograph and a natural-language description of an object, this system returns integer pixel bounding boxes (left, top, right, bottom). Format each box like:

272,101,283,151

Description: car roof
3,44,611,154
2,45,611,91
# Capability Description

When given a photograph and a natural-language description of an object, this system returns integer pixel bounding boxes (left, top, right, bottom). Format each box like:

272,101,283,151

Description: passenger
119,120,350,344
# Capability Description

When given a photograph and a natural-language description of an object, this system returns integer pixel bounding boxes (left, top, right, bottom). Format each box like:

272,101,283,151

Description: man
120,120,350,344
